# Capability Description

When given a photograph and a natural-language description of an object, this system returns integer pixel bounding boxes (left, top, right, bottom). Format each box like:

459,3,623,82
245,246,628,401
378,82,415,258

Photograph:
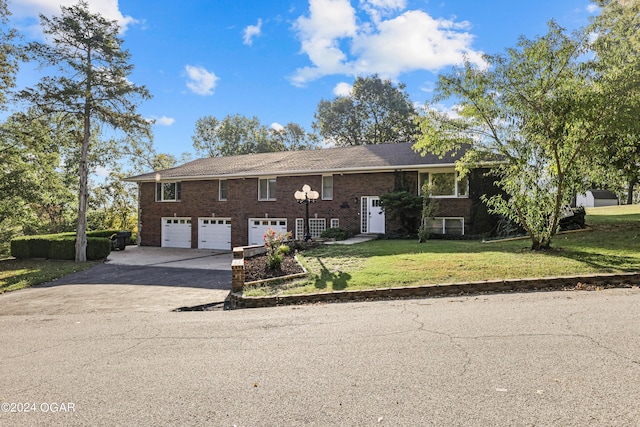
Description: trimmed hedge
10,232,112,261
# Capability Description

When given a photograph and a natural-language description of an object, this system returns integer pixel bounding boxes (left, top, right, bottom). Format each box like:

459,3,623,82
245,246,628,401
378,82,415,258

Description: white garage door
248,218,287,246
161,217,192,248
198,218,231,250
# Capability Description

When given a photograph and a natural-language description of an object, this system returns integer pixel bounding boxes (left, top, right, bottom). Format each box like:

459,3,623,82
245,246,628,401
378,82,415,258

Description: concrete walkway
0,246,232,316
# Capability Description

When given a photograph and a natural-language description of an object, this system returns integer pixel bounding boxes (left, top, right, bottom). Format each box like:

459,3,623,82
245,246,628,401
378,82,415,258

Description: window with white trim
258,178,277,201
424,217,465,235
419,171,468,197
308,218,326,238
156,182,181,202
322,175,333,200
219,180,228,201
330,218,339,229
295,218,305,240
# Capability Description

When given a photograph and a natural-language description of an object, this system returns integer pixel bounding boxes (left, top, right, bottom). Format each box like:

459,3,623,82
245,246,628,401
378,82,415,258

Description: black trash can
111,231,132,251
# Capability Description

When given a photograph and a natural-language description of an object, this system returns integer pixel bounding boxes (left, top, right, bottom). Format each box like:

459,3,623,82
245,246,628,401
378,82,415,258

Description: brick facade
138,170,491,248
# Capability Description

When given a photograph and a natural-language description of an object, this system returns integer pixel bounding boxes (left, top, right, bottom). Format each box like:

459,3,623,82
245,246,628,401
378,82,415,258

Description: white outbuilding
576,189,619,208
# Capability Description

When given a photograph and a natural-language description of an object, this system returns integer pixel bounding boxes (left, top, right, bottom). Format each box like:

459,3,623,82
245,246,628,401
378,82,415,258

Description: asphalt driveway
0,246,232,315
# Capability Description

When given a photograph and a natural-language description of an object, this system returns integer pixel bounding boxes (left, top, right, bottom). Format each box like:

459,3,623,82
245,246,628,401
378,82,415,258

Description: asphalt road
0,288,639,426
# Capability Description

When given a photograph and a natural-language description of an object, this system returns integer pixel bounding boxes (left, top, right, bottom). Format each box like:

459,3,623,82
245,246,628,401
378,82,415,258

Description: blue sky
7,0,600,161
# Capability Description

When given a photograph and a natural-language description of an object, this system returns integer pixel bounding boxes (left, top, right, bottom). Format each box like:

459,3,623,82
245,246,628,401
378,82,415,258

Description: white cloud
270,122,285,131
333,82,352,96
9,0,138,34
243,19,263,46
586,4,600,14
94,165,111,177
184,65,219,96
148,115,175,126
290,0,484,86
291,0,358,86
360,0,406,23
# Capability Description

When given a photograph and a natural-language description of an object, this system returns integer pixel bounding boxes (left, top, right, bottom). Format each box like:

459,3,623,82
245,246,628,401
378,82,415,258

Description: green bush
87,229,122,238
278,244,290,255
267,252,283,270
10,233,111,260
86,237,111,260
321,227,353,241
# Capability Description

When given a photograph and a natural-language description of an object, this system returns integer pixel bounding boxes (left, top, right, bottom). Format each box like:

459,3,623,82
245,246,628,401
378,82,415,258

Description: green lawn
244,205,640,296
0,259,97,294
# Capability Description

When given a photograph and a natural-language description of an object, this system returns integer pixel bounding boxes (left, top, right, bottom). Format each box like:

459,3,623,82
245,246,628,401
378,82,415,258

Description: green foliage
415,21,599,250
321,227,353,241
313,75,418,146
11,231,113,260
0,110,78,243
278,244,291,255
379,191,423,235
418,192,439,243
267,252,284,270
263,227,292,270
0,0,20,109
19,1,151,262
193,114,318,157
587,0,640,204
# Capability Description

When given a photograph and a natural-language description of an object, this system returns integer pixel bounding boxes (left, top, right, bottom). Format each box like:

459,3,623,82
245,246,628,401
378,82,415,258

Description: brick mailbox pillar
231,247,245,292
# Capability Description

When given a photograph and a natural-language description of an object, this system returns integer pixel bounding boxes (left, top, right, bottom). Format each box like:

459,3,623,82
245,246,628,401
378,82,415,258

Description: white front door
363,196,385,234
161,217,192,248
248,218,288,246
198,218,231,250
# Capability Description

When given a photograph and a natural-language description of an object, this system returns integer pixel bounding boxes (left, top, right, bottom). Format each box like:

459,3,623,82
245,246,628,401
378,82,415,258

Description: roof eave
124,163,462,182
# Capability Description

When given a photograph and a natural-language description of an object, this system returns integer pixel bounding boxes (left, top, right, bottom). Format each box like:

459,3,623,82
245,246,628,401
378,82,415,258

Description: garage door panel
248,218,287,246
198,218,231,250
161,217,192,248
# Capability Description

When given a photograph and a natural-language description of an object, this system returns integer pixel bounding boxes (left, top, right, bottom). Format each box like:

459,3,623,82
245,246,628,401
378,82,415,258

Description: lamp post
294,184,320,241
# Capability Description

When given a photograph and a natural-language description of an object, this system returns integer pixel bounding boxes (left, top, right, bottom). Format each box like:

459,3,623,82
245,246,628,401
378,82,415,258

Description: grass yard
244,205,640,296
0,259,97,294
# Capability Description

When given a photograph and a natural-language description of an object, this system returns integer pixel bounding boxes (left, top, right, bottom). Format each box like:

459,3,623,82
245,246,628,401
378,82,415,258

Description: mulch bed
244,253,305,283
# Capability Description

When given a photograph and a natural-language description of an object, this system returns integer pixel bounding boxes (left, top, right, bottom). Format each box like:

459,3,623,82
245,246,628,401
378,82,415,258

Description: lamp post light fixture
294,184,320,241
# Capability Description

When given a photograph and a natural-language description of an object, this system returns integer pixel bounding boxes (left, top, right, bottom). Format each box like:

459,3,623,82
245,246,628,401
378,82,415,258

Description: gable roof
125,142,469,182
588,189,618,200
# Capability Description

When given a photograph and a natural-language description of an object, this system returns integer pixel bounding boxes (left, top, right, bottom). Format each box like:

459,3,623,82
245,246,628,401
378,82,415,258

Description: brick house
125,142,500,249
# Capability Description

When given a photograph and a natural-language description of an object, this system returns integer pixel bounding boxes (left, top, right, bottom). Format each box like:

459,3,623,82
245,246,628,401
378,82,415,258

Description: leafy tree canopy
415,22,600,250
313,75,418,146
192,114,318,157
19,0,151,261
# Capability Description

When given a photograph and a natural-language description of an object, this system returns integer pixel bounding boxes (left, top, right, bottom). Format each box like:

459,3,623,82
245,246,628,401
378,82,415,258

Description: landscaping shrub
264,227,292,270
86,237,111,260
321,227,353,241
10,233,111,260
86,229,122,238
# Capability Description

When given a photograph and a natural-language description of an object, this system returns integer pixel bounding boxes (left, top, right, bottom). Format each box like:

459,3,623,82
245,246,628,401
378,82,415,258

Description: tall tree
269,123,319,151
415,22,600,250
0,0,20,109
313,75,418,146
0,110,78,255
588,0,640,203
19,1,151,262
192,114,316,157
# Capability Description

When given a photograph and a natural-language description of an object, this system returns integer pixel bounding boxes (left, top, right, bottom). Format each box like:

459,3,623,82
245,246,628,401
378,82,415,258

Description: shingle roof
588,189,618,200
125,142,469,182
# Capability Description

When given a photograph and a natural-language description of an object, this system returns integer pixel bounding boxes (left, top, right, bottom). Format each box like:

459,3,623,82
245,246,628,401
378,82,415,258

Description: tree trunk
627,178,637,205
76,48,92,263
75,120,90,262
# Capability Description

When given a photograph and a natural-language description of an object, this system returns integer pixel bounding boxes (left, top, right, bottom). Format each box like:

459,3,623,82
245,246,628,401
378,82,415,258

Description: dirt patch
244,253,305,283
